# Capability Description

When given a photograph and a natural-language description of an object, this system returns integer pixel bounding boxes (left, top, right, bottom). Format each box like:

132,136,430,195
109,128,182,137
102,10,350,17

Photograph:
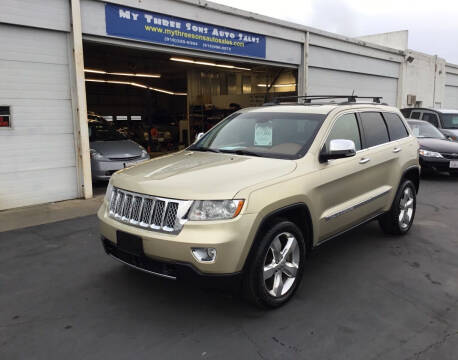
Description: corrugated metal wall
0,20,78,209
308,34,401,105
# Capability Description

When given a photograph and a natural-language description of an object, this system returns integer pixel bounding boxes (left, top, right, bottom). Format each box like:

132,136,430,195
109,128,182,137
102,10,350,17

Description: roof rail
265,95,383,105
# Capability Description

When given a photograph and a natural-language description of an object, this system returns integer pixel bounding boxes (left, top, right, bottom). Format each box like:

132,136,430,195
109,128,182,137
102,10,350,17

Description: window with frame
360,112,390,148
326,113,362,151
383,113,409,140
410,111,421,119
421,112,440,127
0,106,10,128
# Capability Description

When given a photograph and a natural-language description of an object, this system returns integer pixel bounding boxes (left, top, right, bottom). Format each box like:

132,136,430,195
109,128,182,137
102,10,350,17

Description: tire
243,220,306,308
379,179,416,235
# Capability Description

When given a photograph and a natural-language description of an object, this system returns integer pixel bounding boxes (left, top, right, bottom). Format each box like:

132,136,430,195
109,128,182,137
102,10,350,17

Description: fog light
191,247,217,263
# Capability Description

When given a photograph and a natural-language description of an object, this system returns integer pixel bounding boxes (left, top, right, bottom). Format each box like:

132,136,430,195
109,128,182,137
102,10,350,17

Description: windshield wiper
219,149,262,157
190,147,221,153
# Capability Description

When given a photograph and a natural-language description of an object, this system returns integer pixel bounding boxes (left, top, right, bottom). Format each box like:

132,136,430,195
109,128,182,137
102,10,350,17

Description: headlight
419,149,443,158
105,181,113,203
188,200,244,221
141,149,149,158
90,149,104,160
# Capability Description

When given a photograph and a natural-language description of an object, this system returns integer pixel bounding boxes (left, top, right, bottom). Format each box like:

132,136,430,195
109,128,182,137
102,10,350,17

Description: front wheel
379,179,416,235
243,220,306,308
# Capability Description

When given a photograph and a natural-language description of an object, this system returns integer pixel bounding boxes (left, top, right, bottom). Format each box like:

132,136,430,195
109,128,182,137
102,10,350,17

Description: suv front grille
108,187,192,234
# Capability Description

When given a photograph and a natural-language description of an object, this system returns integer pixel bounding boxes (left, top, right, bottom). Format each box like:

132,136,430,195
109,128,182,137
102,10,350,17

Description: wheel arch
242,203,313,272
402,165,420,193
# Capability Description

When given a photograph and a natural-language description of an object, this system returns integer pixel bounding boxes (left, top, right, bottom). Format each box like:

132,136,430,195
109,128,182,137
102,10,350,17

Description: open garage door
83,41,297,189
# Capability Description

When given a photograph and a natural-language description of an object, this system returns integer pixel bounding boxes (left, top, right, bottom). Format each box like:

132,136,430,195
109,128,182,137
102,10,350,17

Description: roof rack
264,95,384,106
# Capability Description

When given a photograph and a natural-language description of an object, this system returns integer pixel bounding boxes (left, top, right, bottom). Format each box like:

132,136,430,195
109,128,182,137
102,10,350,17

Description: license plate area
117,231,143,256
450,160,458,168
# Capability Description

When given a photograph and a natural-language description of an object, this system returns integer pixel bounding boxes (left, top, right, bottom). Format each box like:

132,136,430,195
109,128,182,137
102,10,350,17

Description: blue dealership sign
105,4,266,59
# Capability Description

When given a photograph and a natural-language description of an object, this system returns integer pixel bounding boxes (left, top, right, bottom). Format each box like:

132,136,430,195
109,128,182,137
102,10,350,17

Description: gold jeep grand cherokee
98,95,420,308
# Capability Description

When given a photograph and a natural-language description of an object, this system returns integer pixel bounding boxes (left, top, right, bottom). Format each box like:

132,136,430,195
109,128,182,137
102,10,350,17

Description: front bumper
97,201,257,275
91,158,148,180
420,156,458,173
101,237,243,290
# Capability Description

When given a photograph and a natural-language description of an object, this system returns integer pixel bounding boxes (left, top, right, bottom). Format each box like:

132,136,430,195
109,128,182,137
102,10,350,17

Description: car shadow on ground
92,218,392,318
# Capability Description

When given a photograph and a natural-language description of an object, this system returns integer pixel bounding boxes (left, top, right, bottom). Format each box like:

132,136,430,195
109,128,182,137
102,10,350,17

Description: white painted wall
356,30,408,51
0,23,78,210
402,50,446,108
445,65,458,109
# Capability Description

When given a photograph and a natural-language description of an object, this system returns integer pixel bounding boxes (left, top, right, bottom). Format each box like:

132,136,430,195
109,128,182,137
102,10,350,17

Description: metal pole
70,0,92,199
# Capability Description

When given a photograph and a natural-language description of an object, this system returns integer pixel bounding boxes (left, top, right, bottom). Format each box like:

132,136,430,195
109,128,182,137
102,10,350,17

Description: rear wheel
243,220,306,308
379,179,416,235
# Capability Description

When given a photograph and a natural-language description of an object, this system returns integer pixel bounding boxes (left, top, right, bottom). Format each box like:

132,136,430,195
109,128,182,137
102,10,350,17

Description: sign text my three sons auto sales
105,4,267,58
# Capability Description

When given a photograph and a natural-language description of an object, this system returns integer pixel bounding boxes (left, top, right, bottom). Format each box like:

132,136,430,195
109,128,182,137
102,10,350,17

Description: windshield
89,122,126,141
189,112,326,159
441,113,458,129
408,121,445,139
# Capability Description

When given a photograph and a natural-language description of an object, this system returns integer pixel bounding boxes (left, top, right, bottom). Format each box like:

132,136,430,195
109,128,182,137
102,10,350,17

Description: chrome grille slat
164,202,179,229
108,187,191,234
152,200,165,227
140,198,154,226
131,196,142,222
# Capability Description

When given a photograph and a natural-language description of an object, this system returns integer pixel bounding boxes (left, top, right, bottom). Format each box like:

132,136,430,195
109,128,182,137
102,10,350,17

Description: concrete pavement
1,174,457,360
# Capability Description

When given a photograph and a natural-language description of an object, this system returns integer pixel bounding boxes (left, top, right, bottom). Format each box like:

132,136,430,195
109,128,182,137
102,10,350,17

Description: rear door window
421,112,440,127
383,113,409,140
359,112,390,148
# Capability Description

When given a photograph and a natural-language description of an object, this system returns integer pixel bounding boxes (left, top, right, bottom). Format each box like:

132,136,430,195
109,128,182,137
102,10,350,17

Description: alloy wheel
398,187,414,230
263,232,300,297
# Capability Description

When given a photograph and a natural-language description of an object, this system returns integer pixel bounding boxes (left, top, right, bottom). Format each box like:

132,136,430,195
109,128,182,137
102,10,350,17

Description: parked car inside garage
89,119,150,181
401,108,458,141
407,119,458,175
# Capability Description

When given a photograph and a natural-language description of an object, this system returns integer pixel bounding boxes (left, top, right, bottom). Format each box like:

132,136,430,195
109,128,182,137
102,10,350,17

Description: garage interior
83,41,298,157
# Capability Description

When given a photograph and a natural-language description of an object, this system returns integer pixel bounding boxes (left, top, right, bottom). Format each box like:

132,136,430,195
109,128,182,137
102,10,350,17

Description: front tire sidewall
380,180,416,235
246,221,306,308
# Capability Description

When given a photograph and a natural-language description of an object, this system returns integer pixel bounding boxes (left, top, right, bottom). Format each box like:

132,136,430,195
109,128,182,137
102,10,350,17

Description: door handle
359,157,370,164
393,147,402,153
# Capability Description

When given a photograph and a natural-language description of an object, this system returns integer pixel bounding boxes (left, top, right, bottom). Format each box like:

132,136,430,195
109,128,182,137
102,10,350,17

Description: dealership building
0,0,457,210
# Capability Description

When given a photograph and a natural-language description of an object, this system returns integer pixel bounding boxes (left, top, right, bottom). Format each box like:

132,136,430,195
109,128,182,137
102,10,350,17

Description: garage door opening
83,41,297,192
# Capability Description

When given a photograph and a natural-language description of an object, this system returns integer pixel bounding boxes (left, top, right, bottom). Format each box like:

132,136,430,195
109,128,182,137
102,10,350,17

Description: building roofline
175,0,406,56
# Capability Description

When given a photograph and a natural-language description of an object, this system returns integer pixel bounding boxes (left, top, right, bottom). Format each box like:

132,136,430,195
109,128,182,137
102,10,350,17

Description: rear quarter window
383,113,409,140
410,111,421,119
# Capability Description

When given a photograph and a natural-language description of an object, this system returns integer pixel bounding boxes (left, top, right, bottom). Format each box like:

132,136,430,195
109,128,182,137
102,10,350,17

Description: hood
418,138,458,153
112,150,297,199
441,128,458,139
90,140,143,158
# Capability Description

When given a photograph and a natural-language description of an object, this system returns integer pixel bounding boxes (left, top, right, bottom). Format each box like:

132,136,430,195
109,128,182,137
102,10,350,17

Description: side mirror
195,132,205,142
320,139,356,163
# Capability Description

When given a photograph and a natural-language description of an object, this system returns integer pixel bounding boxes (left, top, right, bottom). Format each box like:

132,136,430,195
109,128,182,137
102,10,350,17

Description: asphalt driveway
1,174,457,360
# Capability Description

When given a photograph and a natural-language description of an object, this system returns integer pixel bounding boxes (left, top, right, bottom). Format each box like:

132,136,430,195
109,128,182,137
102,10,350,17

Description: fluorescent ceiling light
170,57,194,63
85,79,106,83
84,69,160,78
85,69,107,74
170,57,250,71
195,60,217,66
257,83,297,88
85,79,185,96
